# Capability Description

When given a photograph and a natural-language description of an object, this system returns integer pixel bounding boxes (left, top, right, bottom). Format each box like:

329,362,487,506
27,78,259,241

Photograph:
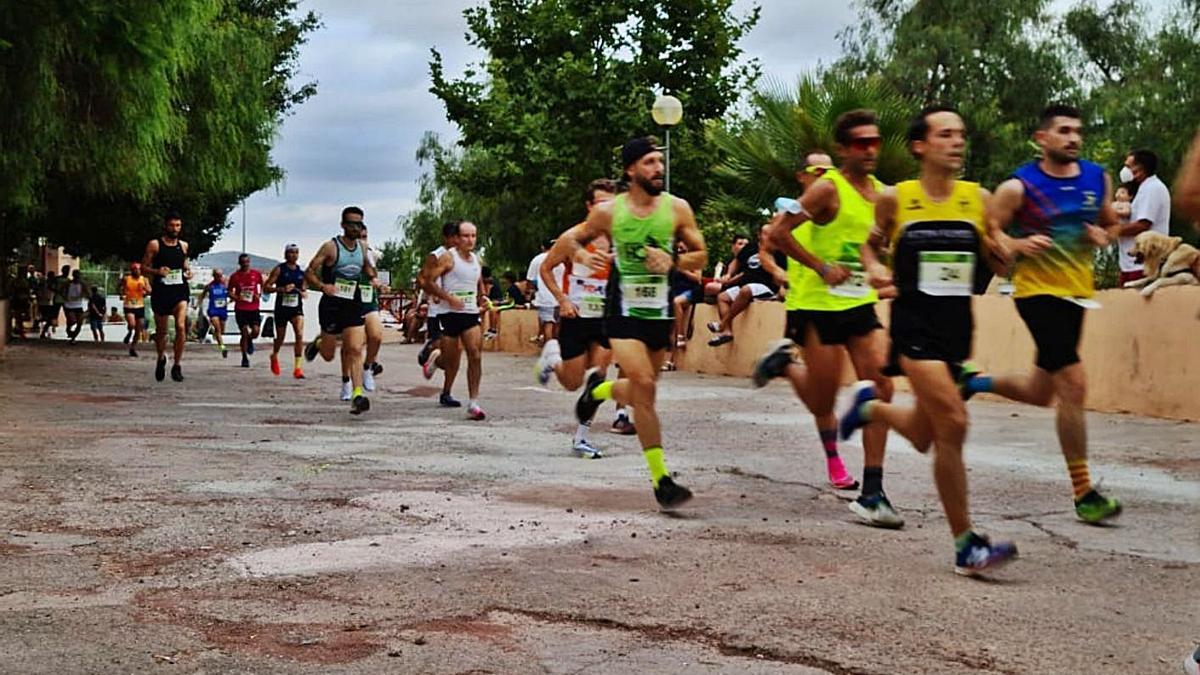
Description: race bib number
829,262,870,298
239,288,255,303
918,251,974,297
569,276,608,318
620,274,668,318
359,286,374,303
453,289,476,307
281,292,300,308
163,269,184,285
213,297,227,309
334,278,358,300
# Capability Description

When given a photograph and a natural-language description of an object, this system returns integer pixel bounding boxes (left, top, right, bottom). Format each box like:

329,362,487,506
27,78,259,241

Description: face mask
1119,166,1135,183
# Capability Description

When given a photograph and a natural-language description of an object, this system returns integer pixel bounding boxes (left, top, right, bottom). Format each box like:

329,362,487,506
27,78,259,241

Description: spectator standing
37,270,58,338
1118,149,1171,286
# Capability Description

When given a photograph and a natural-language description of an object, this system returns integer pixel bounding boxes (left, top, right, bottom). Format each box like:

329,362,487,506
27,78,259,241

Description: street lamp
651,94,683,193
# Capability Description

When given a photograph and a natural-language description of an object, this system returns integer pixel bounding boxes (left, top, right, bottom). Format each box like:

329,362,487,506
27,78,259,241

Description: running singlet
426,245,447,317
441,250,481,313
607,193,675,320
123,276,149,308
207,282,228,314
787,169,883,311
65,281,86,310
1007,160,1105,299
358,248,378,308
321,236,364,302
151,238,187,290
566,233,611,319
273,263,306,310
228,269,263,311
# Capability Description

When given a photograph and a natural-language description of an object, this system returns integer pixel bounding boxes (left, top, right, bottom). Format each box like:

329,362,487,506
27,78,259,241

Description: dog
1123,230,1200,297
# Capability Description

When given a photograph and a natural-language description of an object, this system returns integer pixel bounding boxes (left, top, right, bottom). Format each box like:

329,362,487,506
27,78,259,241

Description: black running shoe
129,347,137,357
751,339,795,388
350,394,370,415
438,392,462,408
304,338,319,362
417,339,436,366
170,364,184,382
575,368,605,424
370,362,383,376
154,357,166,382
654,476,693,510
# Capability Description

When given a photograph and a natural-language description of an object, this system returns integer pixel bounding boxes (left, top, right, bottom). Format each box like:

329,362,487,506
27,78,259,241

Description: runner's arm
263,267,281,293
766,180,844,283
1175,129,1200,224
672,198,707,273
181,242,192,279
141,240,161,279
304,241,337,295
561,202,614,271
758,236,788,287
540,227,581,308
197,284,209,305
863,188,895,290
987,179,1049,263
419,253,459,307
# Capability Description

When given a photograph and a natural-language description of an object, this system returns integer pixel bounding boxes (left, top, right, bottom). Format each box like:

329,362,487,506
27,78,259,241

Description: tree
423,0,760,268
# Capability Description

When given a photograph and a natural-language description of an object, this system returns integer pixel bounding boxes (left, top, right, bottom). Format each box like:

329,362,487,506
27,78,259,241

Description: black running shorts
318,296,364,335
785,304,881,347
559,317,609,360
604,316,672,353
1015,295,1084,372
440,312,481,337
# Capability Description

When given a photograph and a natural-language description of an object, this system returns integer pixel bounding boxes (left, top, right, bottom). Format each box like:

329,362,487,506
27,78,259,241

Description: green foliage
422,0,761,267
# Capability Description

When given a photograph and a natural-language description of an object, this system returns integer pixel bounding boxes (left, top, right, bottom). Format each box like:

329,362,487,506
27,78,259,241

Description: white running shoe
422,349,441,380
572,439,603,459
363,369,376,392
536,339,561,386
340,381,353,401
848,493,905,529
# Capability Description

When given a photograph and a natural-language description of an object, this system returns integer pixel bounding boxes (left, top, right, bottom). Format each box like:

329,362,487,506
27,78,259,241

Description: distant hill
194,250,280,273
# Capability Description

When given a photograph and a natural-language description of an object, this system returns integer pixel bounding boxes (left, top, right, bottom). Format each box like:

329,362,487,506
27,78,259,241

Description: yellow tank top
889,180,986,296
785,170,883,311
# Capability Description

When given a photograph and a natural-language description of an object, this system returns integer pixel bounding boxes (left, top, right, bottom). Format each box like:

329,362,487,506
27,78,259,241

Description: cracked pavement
0,340,1197,673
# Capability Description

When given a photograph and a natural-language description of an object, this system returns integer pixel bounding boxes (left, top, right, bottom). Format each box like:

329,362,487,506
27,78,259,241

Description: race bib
918,251,974,297
213,297,227,308
620,274,668,318
829,262,870,298
163,269,184,285
281,292,300,308
239,288,255,302
359,286,374,303
453,289,476,308
569,276,608,319
334,278,358,300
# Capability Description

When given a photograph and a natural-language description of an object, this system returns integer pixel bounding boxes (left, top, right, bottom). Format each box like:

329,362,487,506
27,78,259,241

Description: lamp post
651,94,683,192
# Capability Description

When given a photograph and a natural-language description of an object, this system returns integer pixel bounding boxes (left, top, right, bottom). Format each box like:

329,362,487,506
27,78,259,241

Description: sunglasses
341,220,365,228
846,136,882,151
804,165,833,176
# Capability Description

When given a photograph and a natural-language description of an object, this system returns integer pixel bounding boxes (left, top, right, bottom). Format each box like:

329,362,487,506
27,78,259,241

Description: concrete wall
485,288,1200,422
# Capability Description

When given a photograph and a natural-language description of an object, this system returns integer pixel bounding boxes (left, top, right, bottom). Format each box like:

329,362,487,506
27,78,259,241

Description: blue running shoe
838,381,877,441
954,532,1018,577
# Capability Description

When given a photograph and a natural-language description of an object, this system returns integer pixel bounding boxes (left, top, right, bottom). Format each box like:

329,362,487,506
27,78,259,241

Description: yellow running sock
1067,459,1091,499
592,380,614,401
352,386,364,399
643,446,669,488
294,356,303,368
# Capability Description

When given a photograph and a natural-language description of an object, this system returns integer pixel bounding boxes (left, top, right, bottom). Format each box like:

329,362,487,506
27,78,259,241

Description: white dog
1123,230,1200,297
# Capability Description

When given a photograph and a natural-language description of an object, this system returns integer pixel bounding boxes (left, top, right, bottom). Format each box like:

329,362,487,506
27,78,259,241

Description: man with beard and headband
960,104,1123,524
264,243,308,379
303,206,375,415
753,110,898,528
568,136,708,510
142,212,193,382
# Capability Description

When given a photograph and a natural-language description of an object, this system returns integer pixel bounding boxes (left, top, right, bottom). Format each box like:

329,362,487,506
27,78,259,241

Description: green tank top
609,193,676,320
785,169,882,311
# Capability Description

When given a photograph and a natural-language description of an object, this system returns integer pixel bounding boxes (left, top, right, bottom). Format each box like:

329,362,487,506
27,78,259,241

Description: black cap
621,136,663,168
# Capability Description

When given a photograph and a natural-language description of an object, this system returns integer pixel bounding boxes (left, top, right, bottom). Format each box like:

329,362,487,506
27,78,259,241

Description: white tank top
441,249,481,314
427,246,447,317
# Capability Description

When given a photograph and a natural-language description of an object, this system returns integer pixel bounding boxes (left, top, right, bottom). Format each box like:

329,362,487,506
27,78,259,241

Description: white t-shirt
427,246,447,317
526,252,565,308
1120,175,1172,272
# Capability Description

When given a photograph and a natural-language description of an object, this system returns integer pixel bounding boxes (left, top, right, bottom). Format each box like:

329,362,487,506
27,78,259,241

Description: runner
87,285,107,342
421,220,488,421
264,244,308,379
120,263,151,356
227,254,264,369
416,222,460,406
303,206,373,415
357,227,384,392
535,178,620,458
753,109,898,527
36,271,56,339
63,269,89,344
527,239,566,346
197,268,230,358
967,104,1122,524
839,105,1017,575
568,136,707,509
142,212,193,382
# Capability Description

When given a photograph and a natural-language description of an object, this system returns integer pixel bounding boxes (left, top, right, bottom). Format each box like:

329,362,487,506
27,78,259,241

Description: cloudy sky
215,0,1136,259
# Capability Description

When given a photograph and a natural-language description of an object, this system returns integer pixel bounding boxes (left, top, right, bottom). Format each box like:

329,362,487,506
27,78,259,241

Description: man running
417,222,458,372
63,269,89,344
535,178,621,458
87,284,107,342
422,220,487,421
967,104,1122,524
304,206,373,415
142,212,193,382
753,109,897,527
569,136,707,509
357,227,384,392
197,268,230,357
839,105,1017,575
120,263,151,356
528,239,565,346
228,254,264,369
264,244,307,378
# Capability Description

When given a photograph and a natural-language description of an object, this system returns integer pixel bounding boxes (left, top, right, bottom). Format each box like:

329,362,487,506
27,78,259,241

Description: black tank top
151,238,186,288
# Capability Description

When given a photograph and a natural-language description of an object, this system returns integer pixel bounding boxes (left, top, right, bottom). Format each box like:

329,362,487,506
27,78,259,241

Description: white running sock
574,422,590,444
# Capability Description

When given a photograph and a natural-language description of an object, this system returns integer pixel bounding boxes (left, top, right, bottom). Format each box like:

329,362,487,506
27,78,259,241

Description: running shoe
1074,488,1122,524
573,439,603,459
293,367,305,379
536,339,561,386
129,347,138,357
220,345,228,358
483,330,497,341
439,392,462,408
575,368,605,425
751,339,795,388
350,394,370,415
611,415,636,435
270,354,281,376
170,364,184,382
707,334,733,347
340,381,353,401
838,380,878,441
827,457,860,490
304,338,320,362
246,340,255,355
363,369,376,392
706,320,720,334
123,332,131,344
422,349,441,380
849,492,904,529
467,404,487,421
653,476,693,510
241,354,250,368
417,339,436,366
956,361,983,401
954,533,1018,577
154,357,166,382
1184,645,1199,675
370,362,383,376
